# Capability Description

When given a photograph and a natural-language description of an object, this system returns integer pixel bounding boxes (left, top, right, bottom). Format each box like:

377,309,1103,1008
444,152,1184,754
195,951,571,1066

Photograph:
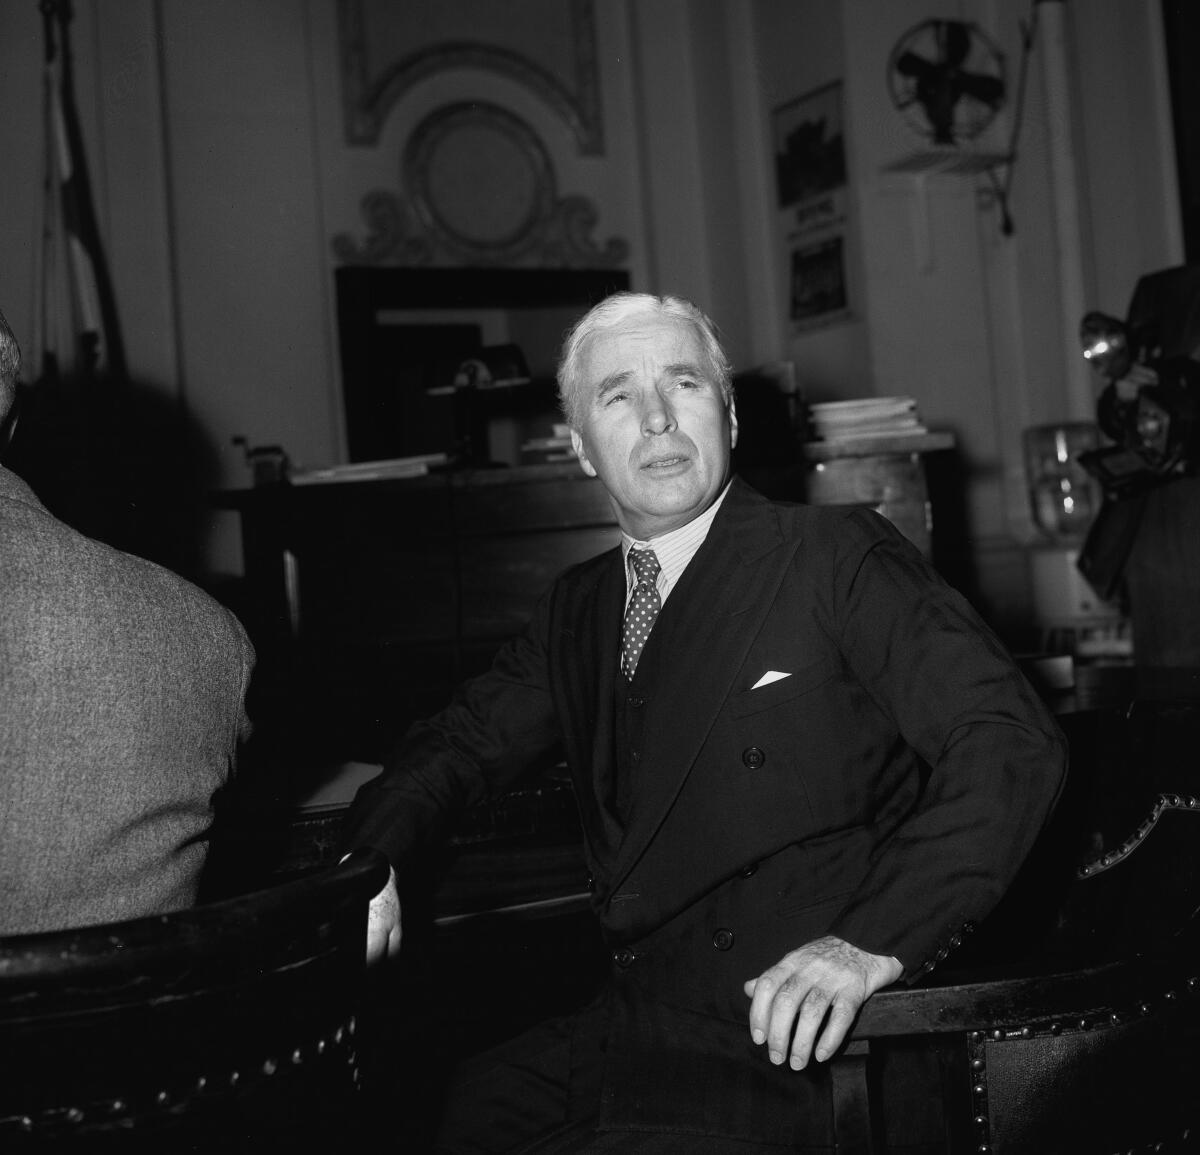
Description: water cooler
1023,423,1131,660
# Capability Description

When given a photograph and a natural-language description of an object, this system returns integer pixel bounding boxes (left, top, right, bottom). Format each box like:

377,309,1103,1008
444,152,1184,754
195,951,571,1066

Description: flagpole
42,0,129,382
34,0,59,385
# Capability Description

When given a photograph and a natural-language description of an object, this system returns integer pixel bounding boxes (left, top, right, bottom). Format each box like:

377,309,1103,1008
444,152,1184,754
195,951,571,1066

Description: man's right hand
366,865,402,965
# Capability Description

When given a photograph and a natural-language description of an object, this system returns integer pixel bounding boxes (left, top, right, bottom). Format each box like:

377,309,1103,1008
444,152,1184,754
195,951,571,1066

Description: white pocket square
751,670,791,689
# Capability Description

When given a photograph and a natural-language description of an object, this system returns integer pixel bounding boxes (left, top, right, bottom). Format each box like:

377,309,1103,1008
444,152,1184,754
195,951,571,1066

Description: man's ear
570,428,597,478
727,394,739,449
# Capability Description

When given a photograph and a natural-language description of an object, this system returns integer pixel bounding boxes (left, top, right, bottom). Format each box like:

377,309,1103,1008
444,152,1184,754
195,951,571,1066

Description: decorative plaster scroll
337,0,604,155
333,102,627,269
331,189,435,266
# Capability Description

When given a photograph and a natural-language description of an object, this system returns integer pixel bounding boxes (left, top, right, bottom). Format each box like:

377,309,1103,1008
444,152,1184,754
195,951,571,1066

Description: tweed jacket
342,476,1067,1141
0,465,254,935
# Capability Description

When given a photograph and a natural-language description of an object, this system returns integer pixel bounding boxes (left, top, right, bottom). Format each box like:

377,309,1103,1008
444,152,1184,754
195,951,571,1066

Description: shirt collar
621,480,732,597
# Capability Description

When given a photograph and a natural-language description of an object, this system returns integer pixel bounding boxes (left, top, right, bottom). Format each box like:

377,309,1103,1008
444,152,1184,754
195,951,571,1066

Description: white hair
556,292,733,428
0,308,20,425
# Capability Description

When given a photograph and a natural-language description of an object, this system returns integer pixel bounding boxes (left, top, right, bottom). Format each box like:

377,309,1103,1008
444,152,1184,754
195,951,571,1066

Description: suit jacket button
712,928,735,951
628,695,645,708
739,863,758,878
742,747,766,770
613,947,636,969
587,873,595,894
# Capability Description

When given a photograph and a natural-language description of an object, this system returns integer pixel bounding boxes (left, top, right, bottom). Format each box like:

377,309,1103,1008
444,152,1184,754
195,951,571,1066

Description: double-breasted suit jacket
344,476,1067,1142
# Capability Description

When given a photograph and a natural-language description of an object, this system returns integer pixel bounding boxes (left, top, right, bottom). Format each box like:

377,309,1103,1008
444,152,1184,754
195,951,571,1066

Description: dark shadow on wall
5,375,219,589
924,445,977,594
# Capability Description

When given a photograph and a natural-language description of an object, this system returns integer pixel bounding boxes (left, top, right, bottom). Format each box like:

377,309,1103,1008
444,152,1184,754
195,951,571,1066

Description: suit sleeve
338,586,563,873
822,511,1068,980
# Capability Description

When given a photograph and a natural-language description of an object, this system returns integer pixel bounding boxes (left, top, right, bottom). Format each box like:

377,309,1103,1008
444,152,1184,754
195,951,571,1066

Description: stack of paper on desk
808,397,926,441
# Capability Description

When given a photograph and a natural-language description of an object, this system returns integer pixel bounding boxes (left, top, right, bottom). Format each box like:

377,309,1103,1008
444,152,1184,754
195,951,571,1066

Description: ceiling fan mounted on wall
887,18,1006,147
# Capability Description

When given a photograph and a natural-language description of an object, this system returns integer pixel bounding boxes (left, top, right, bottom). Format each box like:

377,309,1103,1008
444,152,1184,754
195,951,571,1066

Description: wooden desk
801,430,955,558
218,465,619,768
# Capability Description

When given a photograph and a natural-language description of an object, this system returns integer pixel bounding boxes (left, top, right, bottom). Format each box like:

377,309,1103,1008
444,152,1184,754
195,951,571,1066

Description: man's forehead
581,315,706,380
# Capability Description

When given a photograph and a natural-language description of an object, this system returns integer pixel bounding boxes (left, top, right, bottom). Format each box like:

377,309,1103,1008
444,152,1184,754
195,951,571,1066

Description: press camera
1078,309,1200,499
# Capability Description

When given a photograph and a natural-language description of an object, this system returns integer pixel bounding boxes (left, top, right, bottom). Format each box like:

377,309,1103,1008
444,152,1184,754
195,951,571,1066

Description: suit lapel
553,546,626,862
609,479,802,889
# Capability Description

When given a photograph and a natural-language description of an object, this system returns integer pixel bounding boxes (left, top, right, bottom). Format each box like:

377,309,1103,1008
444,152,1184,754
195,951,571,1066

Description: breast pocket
728,655,840,718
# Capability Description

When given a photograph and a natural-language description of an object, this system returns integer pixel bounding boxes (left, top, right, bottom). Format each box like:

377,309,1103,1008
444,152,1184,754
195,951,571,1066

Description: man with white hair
343,291,1066,1151
0,306,255,934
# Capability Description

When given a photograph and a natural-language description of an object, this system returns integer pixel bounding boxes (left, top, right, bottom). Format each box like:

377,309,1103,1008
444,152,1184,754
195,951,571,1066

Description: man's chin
623,488,712,536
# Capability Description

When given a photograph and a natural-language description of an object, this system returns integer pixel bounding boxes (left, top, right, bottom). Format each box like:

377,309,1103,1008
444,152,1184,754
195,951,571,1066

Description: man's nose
640,391,676,435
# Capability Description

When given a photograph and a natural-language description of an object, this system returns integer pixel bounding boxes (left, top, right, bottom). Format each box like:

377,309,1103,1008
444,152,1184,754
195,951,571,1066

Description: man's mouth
641,455,689,469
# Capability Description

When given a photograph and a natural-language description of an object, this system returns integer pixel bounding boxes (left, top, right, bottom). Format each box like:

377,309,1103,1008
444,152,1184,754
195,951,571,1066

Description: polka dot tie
621,548,662,680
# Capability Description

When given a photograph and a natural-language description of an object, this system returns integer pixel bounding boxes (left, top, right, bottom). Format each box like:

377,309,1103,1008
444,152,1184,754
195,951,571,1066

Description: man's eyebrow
663,361,710,380
595,370,633,397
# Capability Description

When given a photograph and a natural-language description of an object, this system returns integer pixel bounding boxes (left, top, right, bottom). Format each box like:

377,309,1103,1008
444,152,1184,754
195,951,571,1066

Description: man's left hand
743,936,903,1070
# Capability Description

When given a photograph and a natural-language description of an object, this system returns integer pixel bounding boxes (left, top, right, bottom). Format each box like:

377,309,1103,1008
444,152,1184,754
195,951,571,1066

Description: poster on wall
772,81,851,331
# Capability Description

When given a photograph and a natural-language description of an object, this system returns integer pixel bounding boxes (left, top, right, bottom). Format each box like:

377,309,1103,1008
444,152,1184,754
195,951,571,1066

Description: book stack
808,397,926,442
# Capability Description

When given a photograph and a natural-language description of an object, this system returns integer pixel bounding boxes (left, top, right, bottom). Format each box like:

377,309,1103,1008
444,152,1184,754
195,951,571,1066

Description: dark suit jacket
0,465,255,935
343,477,1066,1143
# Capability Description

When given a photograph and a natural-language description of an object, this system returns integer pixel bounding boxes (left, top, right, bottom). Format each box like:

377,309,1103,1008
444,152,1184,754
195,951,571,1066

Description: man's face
569,312,738,540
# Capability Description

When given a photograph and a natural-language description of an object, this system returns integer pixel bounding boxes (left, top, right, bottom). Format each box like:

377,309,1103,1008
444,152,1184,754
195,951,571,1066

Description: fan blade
958,70,1005,108
938,20,973,69
895,50,938,80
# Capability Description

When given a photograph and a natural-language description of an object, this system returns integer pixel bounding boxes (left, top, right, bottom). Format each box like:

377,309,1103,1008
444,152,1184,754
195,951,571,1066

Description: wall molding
337,0,604,154
333,101,627,268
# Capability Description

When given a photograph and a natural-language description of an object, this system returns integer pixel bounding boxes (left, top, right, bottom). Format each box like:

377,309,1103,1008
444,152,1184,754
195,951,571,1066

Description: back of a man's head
0,306,21,438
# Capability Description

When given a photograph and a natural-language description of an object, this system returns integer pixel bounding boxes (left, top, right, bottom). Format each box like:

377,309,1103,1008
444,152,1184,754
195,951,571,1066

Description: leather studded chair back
831,793,1200,1154
0,848,388,1152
